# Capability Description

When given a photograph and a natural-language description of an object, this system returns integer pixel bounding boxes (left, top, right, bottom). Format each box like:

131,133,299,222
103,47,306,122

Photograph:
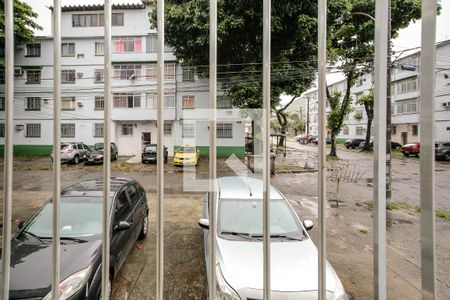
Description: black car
358,140,403,150
312,137,331,144
308,135,318,143
1,177,149,299
85,142,119,165
345,138,365,149
435,141,450,161
141,144,168,163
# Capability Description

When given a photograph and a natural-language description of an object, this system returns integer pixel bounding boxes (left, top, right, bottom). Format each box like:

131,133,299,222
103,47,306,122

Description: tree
287,112,304,135
326,0,422,157
153,0,349,147
0,0,42,58
356,89,374,152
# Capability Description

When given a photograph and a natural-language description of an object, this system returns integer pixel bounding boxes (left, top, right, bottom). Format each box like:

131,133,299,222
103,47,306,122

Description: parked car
84,142,119,165
295,134,309,143
198,176,348,299
51,142,89,164
173,145,200,166
2,177,149,299
312,137,331,144
435,141,450,161
358,140,403,150
345,138,365,149
308,135,318,143
401,142,420,157
141,144,168,163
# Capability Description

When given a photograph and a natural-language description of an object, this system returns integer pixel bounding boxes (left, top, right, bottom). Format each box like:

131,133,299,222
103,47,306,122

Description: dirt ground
1,145,449,299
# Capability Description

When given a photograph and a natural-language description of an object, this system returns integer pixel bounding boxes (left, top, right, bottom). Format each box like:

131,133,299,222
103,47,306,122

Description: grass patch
326,154,341,161
359,228,368,234
436,209,450,221
387,202,419,211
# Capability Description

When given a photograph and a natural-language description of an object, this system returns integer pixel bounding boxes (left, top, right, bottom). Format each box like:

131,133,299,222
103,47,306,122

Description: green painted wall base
174,145,245,158
0,145,53,156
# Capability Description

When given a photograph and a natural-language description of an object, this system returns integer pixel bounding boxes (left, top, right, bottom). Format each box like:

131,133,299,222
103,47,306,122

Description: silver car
199,176,347,300
51,142,89,164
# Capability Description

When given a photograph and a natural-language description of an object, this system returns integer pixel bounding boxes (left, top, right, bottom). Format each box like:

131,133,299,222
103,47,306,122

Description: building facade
303,40,450,144
0,3,245,157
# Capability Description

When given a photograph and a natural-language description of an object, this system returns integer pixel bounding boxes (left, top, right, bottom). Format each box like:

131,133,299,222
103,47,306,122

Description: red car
401,142,420,157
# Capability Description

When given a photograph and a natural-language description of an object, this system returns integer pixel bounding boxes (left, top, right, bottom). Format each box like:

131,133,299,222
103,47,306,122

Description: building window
146,93,157,108
165,63,176,80
26,70,41,84
61,43,75,57
113,64,141,80
26,123,41,138
182,66,195,82
0,97,4,110
356,126,364,136
26,97,41,111
95,96,104,110
354,109,364,121
182,95,195,109
165,92,175,108
94,123,104,137
146,92,175,108
72,13,123,27
94,69,104,83
392,126,397,135
342,126,349,135
61,123,75,138
0,123,4,137
61,70,76,83
412,124,418,136
95,42,104,55
217,95,232,108
113,37,142,53
182,123,195,138
113,93,141,108
396,99,418,114
164,122,172,136
62,97,76,110
0,69,4,83
26,43,41,57
146,34,157,53
217,123,233,138
355,76,365,87
396,77,418,94
146,64,157,80
122,123,133,136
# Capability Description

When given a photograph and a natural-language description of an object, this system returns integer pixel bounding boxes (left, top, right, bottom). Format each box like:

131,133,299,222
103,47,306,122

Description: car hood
217,237,337,293
174,153,196,159
1,235,101,297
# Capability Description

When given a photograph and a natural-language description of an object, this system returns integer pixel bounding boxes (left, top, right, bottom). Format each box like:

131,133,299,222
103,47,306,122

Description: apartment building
303,39,450,143
0,2,245,157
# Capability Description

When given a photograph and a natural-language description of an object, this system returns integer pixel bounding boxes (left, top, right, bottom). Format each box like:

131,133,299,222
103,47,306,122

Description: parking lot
1,146,450,299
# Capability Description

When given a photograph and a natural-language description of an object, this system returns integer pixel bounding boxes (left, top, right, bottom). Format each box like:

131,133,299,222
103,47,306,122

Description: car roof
217,176,284,200
61,177,135,198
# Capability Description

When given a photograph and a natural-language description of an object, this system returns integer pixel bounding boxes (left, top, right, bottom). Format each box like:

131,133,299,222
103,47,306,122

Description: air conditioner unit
15,124,24,131
77,72,83,78
14,68,23,77
43,98,51,104
77,101,83,107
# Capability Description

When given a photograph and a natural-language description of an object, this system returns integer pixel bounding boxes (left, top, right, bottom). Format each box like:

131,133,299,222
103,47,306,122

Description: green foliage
0,0,42,46
327,91,353,136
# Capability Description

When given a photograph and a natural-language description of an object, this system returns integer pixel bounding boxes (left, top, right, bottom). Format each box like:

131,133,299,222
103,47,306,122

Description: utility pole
386,0,392,205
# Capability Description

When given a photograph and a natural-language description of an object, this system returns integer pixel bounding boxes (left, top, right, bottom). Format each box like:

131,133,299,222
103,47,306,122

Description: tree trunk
362,117,372,151
329,131,337,157
276,111,288,147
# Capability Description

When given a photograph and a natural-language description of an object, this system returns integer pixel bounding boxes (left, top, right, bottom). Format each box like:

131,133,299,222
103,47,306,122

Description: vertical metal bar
156,0,165,298
263,0,271,299
102,0,112,298
420,0,437,298
374,0,388,298
317,0,327,298
51,0,62,298
208,0,217,298
1,0,14,298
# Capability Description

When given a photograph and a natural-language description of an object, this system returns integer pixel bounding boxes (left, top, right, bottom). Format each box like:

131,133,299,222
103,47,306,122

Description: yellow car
173,145,200,166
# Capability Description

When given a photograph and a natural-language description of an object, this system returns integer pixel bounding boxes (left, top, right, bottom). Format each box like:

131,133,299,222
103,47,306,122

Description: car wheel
403,152,409,157
114,153,118,161
416,153,420,158
445,153,450,161
138,214,149,240
165,156,168,163
73,155,80,165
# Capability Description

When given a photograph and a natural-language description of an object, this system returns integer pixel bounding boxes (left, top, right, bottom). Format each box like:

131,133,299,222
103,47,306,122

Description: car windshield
178,147,195,153
93,143,104,150
24,197,103,238
218,199,305,239
61,144,70,150
145,146,157,152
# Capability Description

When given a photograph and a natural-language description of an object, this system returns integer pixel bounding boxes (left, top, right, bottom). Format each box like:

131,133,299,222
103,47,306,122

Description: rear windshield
145,146,157,152
61,144,70,150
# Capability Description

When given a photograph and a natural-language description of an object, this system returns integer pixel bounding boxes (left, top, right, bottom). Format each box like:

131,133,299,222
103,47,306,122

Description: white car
199,176,348,299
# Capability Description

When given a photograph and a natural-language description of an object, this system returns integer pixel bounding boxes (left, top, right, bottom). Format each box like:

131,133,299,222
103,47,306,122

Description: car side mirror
303,220,314,231
198,218,210,230
114,221,131,232
18,220,26,229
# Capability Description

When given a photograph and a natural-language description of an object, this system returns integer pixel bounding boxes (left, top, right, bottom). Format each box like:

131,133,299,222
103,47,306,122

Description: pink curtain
114,38,125,52
134,38,142,53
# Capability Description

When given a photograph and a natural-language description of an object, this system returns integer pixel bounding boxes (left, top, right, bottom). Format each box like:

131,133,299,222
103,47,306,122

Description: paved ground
0,145,449,299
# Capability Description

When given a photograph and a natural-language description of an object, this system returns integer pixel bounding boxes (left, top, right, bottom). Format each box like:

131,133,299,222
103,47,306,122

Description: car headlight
98,155,103,159
216,265,241,300
43,265,91,300
333,279,348,300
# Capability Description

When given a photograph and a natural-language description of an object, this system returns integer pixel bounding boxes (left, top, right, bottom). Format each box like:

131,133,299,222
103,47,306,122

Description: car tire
165,156,168,163
416,153,420,158
138,215,149,240
445,153,450,161
114,153,118,161
403,152,409,157
73,155,80,165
